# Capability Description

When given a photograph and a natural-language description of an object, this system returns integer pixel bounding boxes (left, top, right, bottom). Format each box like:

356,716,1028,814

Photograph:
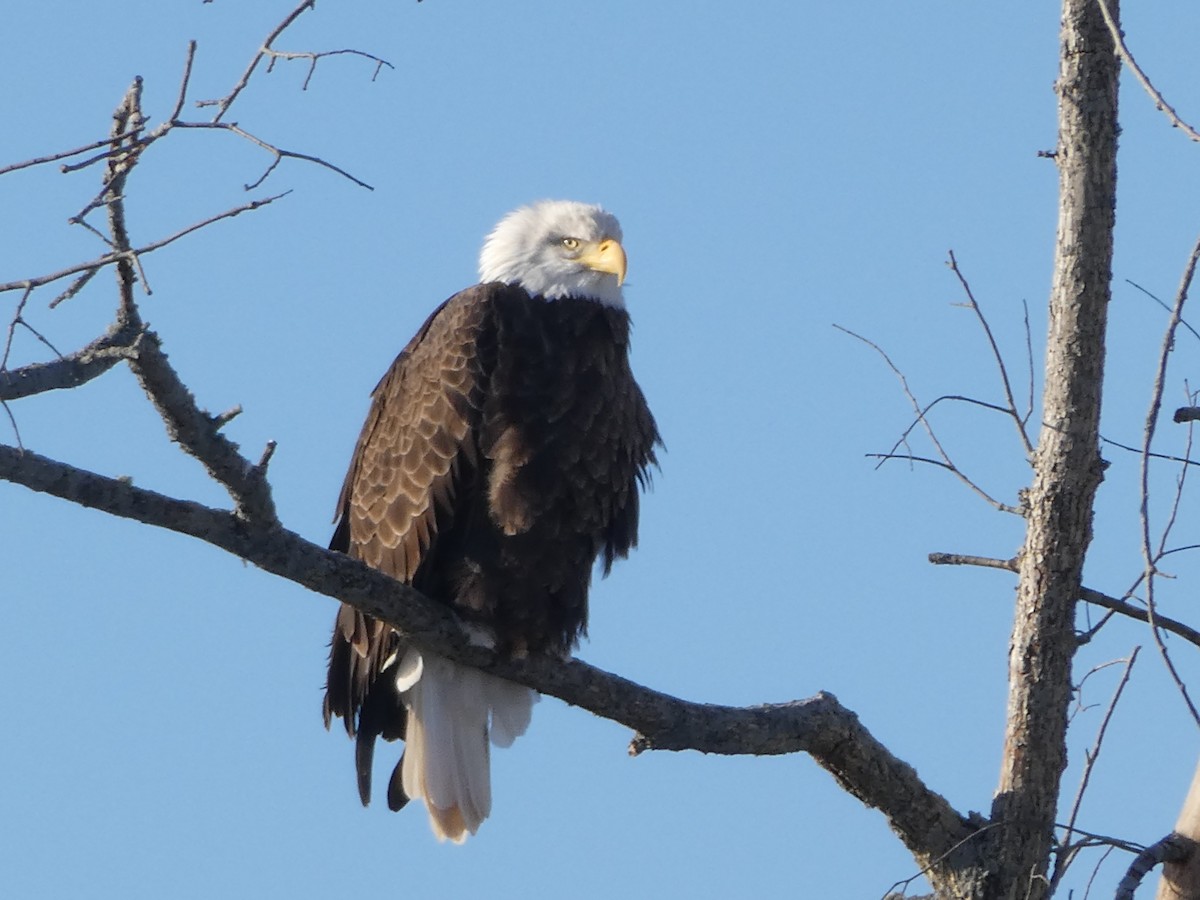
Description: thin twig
0,127,145,178
1095,0,1200,142
171,120,374,190
1068,658,1127,721
1140,231,1200,727
1,282,63,370
58,42,195,179
1022,298,1035,430
193,0,389,125
0,193,289,300
1081,844,1113,900
878,393,1026,513
1156,389,1196,560
1127,279,1200,344
51,36,370,198
881,821,1001,900
1075,608,1118,647
1051,828,1144,857
12,319,62,361
1162,543,1200,559
2,285,35,370
0,400,21,448
264,47,394,90
1101,433,1200,468
947,250,1035,455
198,0,316,121
835,324,1020,514
169,41,197,123
1056,647,1139,888
49,267,100,309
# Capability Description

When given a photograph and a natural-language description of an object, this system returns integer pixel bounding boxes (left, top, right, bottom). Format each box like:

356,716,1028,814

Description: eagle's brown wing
322,284,495,808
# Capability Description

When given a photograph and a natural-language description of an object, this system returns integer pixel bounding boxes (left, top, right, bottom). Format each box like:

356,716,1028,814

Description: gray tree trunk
983,0,1118,897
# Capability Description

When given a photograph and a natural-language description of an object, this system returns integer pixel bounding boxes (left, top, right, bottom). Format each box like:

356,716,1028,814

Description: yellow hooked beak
577,238,627,286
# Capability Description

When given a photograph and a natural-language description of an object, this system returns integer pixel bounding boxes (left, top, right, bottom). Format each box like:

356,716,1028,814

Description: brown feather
323,282,660,809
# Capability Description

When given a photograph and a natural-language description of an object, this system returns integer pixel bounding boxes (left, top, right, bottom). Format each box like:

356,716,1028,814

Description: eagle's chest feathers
482,294,630,540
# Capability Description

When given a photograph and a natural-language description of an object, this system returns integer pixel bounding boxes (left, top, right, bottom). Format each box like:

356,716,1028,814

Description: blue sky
4,2,1200,897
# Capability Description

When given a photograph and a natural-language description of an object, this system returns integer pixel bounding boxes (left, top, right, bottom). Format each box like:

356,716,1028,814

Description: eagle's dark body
323,274,659,839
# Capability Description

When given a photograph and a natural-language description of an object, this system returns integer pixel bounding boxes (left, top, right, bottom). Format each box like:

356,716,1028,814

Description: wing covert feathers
335,290,489,584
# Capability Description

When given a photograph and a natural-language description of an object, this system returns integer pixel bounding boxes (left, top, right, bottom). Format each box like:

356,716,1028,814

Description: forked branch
835,324,1022,515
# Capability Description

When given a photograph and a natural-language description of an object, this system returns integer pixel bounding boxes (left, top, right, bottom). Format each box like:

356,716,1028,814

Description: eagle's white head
478,200,627,307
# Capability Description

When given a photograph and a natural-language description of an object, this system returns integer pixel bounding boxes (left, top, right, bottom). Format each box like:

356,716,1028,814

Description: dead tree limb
0,438,983,882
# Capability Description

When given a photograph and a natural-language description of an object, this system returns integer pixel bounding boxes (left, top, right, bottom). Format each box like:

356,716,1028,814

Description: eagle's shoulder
330,283,516,572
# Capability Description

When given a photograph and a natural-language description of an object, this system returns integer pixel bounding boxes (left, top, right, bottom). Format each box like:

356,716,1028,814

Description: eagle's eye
559,237,581,251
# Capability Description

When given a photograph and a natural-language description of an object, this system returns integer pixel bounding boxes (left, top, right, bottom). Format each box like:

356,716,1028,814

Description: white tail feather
398,650,537,842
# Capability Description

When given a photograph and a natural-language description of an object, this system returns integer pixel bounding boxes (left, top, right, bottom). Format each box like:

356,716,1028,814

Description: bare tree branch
1,24,375,264
1126,280,1200,346
928,552,1018,572
196,0,391,124
1095,0,1200,143
834,324,1022,515
1054,648,1140,890
264,47,394,90
1139,232,1200,728
1154,395,1195,563
1080,589,1200,651
88,83,280,526
1102,434,1200,469
198,0,318,122
1022,298,1035,430
926,553,1200,650
0,324,141,401
0,127,145,178
170,121,375,191
0,194,289,303
0,438,984,882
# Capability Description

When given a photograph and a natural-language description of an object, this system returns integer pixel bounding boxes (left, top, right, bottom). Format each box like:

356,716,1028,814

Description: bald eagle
322,200,661,842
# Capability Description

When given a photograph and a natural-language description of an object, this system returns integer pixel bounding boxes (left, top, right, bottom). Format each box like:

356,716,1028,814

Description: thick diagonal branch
0,440,980,881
